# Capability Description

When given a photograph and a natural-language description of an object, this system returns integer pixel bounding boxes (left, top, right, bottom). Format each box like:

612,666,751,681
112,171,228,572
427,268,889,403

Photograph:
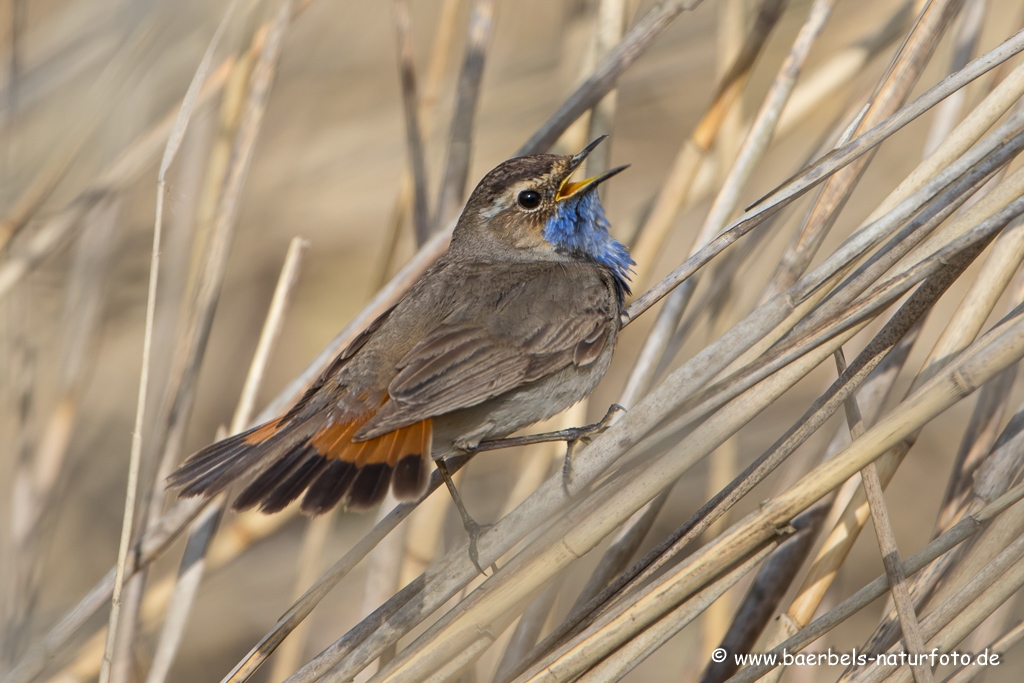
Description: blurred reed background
5,0,1024,681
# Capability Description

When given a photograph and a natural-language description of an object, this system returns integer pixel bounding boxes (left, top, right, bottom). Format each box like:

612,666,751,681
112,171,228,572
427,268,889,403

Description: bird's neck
543,191,634,298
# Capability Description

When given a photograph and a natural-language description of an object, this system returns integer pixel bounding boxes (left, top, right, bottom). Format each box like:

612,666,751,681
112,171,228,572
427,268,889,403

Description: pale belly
430,339,615,460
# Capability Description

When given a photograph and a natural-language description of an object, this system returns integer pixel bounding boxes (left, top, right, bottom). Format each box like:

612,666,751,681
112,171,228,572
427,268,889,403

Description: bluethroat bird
168,137,633,572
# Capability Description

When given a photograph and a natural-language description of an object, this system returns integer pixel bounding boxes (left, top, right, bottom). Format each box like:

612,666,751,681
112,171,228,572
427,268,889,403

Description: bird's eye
517,190,542,210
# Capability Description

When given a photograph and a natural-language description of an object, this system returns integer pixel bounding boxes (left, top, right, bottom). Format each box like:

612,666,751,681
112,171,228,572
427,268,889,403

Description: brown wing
356,264,617,438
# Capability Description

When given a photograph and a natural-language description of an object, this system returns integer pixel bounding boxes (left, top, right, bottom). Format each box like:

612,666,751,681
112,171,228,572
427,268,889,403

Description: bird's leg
434,457,497,576
474,404,625,453
473,404,625,494
560,403,623,494
442,405,625,574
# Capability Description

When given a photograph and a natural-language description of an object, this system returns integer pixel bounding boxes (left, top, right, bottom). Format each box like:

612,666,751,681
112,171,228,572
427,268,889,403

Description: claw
435,457,499,576
465,518,498,576
561,404,625,497
561,442,575,496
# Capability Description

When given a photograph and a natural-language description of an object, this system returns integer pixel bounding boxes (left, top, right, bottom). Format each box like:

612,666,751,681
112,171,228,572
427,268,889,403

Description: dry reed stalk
623,26,1024,330
921,0,985,158
623,0,834,412
839,349,933,683
375,0,462,285
628,0,786,287
583,0,629,178
4,196,120,667
853,195,1024,664
109,4,296,677
773,2,912,134
369,196,1024,679
595,0,847,652
761,0,965,300
0,16,155,254
652,100,867,406
493,574,568,683
603,257,931,672
267,512,337,680
433,0,494,230
937,367,1018,533
578,545,777,683
725,483,1024,683
0,53,233,302
393,0,430,246
698,505,831,683
518,0,708,155
943,618,1024,682
289,72,1024,683
145,237,305,683
856,536,1024,683
40,507,297,683
113,5,296,680
0,0,330,302
898,417,1024,646
490,404,586,676
98,0,248,678
587,0,905,262
759,160,1024,670
509,304,1024,683
715,0,746,182
645,157,1016,457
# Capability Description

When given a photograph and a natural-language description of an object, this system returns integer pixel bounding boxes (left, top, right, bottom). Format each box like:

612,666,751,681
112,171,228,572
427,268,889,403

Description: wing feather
357,264,618,438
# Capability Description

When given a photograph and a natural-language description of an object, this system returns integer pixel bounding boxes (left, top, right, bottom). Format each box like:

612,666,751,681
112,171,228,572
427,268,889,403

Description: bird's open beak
556,137,629,201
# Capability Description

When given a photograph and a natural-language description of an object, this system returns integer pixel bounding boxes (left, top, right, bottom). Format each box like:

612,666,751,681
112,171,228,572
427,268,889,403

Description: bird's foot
561,404,624,495
464,517,499,576
566,403,624,446
434,457,498,576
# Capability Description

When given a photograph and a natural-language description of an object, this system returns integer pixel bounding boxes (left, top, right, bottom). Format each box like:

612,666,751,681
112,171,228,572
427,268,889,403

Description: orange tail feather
168,411,432,515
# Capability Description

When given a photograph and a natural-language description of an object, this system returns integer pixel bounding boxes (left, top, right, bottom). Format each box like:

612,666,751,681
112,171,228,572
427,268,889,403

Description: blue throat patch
543,190,635,299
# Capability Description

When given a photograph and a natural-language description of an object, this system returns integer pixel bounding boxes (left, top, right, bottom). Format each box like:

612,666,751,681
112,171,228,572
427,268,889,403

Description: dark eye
517,190,542,210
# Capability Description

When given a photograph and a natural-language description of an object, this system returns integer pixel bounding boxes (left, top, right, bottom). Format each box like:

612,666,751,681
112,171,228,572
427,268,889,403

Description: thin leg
435,458,497,576
475,404,625,454
562,440,578,496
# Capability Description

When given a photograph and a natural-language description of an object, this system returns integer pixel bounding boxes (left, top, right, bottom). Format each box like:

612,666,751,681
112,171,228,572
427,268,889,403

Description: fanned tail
167,413,431,514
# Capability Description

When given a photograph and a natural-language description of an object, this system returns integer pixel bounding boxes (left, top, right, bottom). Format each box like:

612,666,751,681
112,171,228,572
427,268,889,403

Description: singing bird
168,138,633,565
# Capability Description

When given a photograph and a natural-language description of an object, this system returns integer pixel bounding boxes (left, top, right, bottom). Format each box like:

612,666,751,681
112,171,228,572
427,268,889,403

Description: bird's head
451,137,634,294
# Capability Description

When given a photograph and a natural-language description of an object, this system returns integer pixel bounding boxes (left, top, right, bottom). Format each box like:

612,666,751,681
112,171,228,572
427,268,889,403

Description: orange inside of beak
556,175,597,201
